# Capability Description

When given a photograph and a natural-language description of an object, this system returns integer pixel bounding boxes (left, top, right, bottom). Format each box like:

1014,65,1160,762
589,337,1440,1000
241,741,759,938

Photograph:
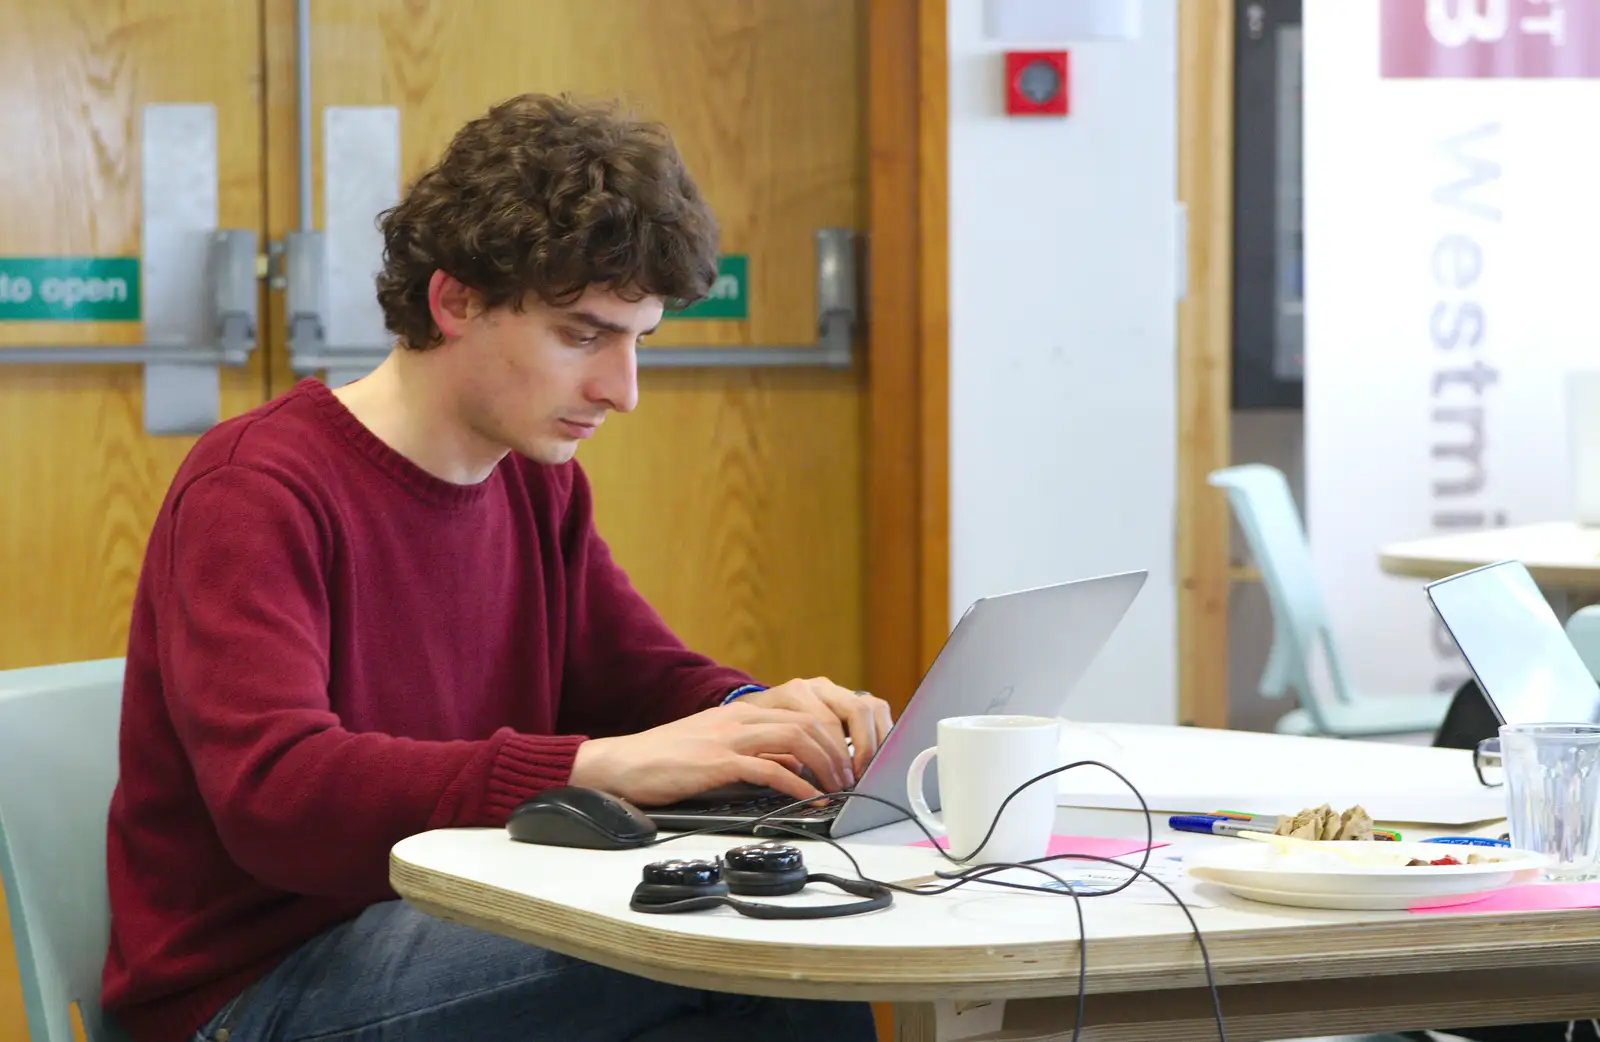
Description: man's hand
567,700,856,807
738,678,895,781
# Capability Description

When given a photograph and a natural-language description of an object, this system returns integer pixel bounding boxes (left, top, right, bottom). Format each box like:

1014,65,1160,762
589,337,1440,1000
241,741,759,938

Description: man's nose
589,343,639,414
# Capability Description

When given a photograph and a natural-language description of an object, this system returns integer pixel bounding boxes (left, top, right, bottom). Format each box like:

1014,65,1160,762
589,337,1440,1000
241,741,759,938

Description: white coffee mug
905,714,1060,864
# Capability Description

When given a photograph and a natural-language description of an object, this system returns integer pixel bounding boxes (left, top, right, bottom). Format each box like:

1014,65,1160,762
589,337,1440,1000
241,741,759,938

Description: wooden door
0,0,270,669
273,0,868,690
0,0,270,1036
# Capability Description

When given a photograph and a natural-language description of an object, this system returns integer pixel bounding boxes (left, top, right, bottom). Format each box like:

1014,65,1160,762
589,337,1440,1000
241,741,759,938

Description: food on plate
1272,803,1375,842
1258,844,1513,872
1405,852,1505,867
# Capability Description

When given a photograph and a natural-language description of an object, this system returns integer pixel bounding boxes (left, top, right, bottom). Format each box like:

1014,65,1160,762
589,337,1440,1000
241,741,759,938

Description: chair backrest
1566,605,1600,681
1208,464,1354,727
0,658,129,1042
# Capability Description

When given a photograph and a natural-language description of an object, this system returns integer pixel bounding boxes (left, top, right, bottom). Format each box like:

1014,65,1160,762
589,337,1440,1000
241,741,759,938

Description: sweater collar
299,378,504,509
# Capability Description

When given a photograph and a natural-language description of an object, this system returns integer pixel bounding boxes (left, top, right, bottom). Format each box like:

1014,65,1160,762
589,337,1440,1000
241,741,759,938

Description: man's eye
565,329,599,347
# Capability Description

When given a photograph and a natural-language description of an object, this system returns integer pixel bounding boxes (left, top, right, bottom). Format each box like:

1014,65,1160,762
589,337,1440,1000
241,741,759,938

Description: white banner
1304,0,1600,700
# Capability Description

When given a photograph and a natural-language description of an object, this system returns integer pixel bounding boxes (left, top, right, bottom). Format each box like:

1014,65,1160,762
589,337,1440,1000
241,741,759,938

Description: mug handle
906,746,945,840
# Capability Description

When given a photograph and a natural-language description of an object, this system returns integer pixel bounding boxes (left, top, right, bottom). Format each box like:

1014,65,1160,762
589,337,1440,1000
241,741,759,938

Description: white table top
1380,520,1600,588
389,793,1594,1002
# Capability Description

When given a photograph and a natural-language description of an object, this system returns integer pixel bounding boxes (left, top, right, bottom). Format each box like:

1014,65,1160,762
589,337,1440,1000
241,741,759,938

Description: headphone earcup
630,880,730,905
627,848,892,919
722,842,810,896
630,890,729,914
723,867,807,896
630,858,731,914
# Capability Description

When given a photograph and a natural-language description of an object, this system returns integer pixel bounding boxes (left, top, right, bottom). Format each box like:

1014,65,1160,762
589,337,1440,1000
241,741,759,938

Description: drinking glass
1501,723,1600,881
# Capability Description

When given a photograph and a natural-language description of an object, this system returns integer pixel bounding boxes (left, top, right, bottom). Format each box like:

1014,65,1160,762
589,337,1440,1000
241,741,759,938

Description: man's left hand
738,679,894,784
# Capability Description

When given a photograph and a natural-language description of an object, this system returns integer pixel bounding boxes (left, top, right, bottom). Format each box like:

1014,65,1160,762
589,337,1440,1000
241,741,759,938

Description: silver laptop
645,569,1148,838
1425,559,1600,725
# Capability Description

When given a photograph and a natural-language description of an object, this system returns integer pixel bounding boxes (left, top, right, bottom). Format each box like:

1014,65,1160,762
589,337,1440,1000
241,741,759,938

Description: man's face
447,281,660,466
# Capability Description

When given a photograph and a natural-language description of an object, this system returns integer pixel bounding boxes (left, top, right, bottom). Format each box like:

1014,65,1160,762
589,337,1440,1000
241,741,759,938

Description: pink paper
1410,882,1600,914
911,834,1167,860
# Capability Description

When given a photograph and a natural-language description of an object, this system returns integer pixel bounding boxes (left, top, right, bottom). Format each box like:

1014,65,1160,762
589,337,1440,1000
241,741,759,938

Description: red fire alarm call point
1004,50,1069,116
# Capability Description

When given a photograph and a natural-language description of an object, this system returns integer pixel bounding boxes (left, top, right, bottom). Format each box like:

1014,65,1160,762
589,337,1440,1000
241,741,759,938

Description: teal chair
0,658,130,1042
1566,605,1600,681
1209,464,1453,738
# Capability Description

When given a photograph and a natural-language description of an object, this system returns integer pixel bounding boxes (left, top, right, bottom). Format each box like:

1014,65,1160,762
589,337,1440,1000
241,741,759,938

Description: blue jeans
194,900,876,1042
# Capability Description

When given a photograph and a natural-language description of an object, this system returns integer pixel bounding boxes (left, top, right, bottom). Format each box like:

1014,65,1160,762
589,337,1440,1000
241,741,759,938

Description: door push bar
0,229,259,434
280,227,862,379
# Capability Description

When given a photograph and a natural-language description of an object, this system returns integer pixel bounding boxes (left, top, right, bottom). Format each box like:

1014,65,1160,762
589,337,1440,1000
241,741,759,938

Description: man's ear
426,270,478,340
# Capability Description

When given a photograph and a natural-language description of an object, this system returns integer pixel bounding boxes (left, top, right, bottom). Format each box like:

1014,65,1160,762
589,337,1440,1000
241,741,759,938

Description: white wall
947,0,1180,724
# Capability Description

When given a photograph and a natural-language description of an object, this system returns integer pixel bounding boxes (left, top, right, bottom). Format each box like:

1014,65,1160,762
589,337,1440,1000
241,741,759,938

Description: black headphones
630,842,892,919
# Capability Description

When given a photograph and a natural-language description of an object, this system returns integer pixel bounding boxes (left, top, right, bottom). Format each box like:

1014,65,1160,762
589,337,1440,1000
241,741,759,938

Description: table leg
1541,586,1599,622
1546,587,1573,622
893,999,1008,1041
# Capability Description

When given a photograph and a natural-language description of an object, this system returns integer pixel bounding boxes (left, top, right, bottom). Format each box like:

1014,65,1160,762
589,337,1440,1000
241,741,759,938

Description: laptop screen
1426,560,1600,725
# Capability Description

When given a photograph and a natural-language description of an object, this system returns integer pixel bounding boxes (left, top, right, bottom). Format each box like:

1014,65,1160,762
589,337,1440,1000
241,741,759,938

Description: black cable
650,759,1156,892
930,852,1225,1042
643,759,1227,1042
759,812,1221,1042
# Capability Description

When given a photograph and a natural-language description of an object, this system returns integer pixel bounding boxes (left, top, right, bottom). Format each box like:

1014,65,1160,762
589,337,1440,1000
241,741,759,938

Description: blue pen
1421,836,1511,848
1168,814,1278,837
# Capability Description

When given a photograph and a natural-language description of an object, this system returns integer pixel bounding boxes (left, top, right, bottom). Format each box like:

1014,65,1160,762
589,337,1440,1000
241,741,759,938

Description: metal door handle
640,227,860,368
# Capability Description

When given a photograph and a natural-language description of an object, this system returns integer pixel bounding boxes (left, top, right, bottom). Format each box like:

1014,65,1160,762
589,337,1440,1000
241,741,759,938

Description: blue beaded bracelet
721,683,766,706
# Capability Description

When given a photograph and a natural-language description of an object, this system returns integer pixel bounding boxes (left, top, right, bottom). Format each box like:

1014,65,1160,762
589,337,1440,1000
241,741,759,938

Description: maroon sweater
101,379,752,1042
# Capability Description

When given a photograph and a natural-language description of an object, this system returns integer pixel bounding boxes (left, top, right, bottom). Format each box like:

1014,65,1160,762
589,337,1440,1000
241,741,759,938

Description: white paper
970,854,1216,908
1054,722,1507,825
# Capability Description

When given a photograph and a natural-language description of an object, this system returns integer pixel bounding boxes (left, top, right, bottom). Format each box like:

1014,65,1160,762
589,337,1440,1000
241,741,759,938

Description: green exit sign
0,257,141,321
667,255,747,320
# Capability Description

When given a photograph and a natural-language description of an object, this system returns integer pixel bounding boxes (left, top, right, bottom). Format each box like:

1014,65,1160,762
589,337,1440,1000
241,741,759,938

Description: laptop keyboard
667,793,837,820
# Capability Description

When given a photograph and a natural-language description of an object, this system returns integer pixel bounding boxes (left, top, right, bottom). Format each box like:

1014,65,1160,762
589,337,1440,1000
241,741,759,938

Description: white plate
1208,879,1520,911
1183,840,1546,910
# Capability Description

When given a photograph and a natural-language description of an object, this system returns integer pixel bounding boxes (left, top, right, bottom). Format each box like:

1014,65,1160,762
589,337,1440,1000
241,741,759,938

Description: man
101,92,890,1042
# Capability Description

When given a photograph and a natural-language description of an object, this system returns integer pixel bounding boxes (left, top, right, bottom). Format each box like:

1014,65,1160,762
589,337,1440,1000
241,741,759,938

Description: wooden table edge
1377,549,1475,582
1379,544,1600,589
962,963,1600,1042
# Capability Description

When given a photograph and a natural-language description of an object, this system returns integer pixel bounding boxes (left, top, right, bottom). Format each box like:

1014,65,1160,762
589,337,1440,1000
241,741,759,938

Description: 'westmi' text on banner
1303,0,1600,705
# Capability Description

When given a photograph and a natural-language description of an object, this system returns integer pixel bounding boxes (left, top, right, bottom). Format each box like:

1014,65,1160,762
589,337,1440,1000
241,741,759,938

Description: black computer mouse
506,786,659,850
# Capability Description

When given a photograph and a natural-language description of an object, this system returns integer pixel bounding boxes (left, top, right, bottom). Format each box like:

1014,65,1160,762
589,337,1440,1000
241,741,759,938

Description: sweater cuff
481,732,589,825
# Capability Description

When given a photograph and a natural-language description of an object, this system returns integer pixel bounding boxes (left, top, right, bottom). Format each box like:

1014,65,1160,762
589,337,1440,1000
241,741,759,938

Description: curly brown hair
374,93,720,349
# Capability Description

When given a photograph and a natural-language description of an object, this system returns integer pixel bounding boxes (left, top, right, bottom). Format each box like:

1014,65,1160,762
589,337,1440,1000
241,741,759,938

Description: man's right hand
567,701,856,807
